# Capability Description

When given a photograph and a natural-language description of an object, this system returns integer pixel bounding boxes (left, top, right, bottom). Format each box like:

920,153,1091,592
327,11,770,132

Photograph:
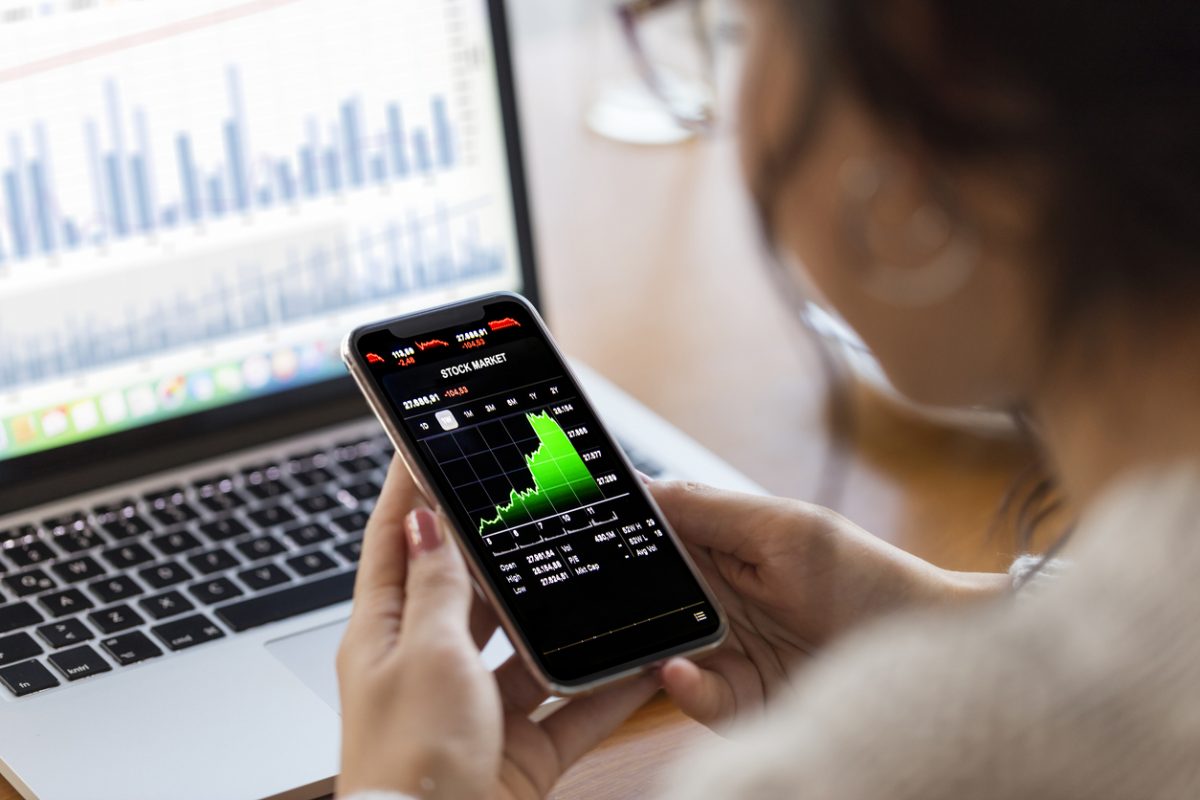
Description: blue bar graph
31,125,56,254
300,144,319,197
133,110,156,233
370,154,387,184
323,147,342,191
341,99,364,187
207,175,225,217
0,65,460,265
413,130,431,173
104,153,129,236
29,161,53,253
3,168,28,259
276,162,295,202
432,97,454,168
387,104,410,177
224,120,249,212
130,155,154,232
177,135,200,221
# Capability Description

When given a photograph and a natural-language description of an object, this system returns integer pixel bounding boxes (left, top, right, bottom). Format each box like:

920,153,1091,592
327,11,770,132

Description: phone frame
341,291,727,695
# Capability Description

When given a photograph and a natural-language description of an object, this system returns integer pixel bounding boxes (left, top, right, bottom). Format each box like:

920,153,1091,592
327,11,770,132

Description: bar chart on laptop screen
0,0,522,460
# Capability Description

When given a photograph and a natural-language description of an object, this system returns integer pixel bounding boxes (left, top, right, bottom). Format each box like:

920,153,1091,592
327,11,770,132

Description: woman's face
737,1,1045,411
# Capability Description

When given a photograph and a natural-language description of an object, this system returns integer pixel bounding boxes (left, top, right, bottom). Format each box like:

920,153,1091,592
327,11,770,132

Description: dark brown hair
754,0,1200,325
753,2,1199,565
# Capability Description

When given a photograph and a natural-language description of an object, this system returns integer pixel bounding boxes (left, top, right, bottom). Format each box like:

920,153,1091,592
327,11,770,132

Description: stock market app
355,297,721,682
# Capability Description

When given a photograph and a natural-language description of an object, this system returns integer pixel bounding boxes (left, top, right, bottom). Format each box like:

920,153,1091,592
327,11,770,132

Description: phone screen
350,296,722,685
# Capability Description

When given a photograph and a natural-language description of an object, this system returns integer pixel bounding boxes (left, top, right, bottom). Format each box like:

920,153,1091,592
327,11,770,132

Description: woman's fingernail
636,470,654,484
406,508,444,556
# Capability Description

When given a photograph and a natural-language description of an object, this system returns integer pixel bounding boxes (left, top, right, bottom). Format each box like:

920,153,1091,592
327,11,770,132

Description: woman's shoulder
655,462,1200,800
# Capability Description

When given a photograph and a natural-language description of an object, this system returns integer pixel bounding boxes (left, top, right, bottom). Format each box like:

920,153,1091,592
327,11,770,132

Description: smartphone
342,292,726,694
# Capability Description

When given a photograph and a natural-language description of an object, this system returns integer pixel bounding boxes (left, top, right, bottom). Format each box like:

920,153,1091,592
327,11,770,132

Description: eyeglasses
614,0,721,133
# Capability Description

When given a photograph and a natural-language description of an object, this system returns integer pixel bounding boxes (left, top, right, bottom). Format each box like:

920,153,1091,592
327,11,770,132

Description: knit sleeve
652,466,1200,800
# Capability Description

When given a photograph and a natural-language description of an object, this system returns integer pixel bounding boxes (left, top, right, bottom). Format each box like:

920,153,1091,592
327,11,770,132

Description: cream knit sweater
345,466,1200,799
656,465,1200,798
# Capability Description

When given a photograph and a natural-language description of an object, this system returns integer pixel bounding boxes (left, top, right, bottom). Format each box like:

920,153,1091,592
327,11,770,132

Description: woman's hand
336,460,658,800
648,480,1007,729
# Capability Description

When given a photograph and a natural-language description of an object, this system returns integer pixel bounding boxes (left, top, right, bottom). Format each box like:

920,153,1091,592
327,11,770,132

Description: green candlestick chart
478,410,601,535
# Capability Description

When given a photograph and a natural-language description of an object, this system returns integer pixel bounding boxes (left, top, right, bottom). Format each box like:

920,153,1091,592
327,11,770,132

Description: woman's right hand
647,480,1007,730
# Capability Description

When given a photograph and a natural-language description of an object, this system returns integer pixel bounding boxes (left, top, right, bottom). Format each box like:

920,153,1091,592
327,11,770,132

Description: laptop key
243,479,288,500
48,645,111,681
144,486,187,507
237,564,291,591
216,569,356,632
193,473,235,492
294,493,341,515
291,467,336,488
88,604,144,634
52,556,106,584
44,512,93,536
101,543,154,570
0,632,43,666
6,540,56,568
188,577,243,605
0,524,38,544
236,535,287,562
151,502,200,528
89,575,143,604
42,513,85,535
101,515,153,541
37,619,93,649
286,550,338,577
52,526,106,553
247,505,296,529
341,480,381,502
197,517,249,543
334,537,364,564
138,561,193,589
240,462,282,481
197,490,249,514
337,455,377,474
0,602,43,634
4,568,57,597
101,631,163,666
187,547,240,575
283,523,334,548
38,589,93,618
0,659,59,696
139,591,195,620
330,511,370,536
286,449,326,467
149,530,202,556
151,614,225,651
92,498,138,522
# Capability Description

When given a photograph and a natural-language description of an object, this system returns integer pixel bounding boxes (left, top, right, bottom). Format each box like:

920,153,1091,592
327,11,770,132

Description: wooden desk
0,11,1038,800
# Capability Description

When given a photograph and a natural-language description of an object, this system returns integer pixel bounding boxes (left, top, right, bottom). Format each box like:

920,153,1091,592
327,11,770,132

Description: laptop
0,2,761,798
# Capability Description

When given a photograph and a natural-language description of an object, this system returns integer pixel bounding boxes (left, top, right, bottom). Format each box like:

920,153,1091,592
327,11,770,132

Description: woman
335,1,1200,797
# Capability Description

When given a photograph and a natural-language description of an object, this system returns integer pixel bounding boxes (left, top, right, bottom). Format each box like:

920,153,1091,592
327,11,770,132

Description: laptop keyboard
0,431,665,697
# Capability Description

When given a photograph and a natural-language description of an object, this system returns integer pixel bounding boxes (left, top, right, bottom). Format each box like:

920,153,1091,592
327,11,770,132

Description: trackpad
266,619,349,713
266,619,516,715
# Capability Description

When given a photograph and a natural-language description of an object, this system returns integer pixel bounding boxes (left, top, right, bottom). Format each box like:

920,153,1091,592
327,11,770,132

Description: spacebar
216,570,357,632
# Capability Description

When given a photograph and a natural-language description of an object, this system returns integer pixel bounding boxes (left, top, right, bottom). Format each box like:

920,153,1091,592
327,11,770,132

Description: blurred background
507,0,1037,573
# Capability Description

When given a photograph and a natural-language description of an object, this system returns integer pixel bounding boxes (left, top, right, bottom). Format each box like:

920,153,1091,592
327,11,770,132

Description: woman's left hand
336,459,659,800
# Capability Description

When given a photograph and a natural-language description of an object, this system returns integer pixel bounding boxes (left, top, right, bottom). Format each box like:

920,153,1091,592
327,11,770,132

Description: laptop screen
0,0,527,464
